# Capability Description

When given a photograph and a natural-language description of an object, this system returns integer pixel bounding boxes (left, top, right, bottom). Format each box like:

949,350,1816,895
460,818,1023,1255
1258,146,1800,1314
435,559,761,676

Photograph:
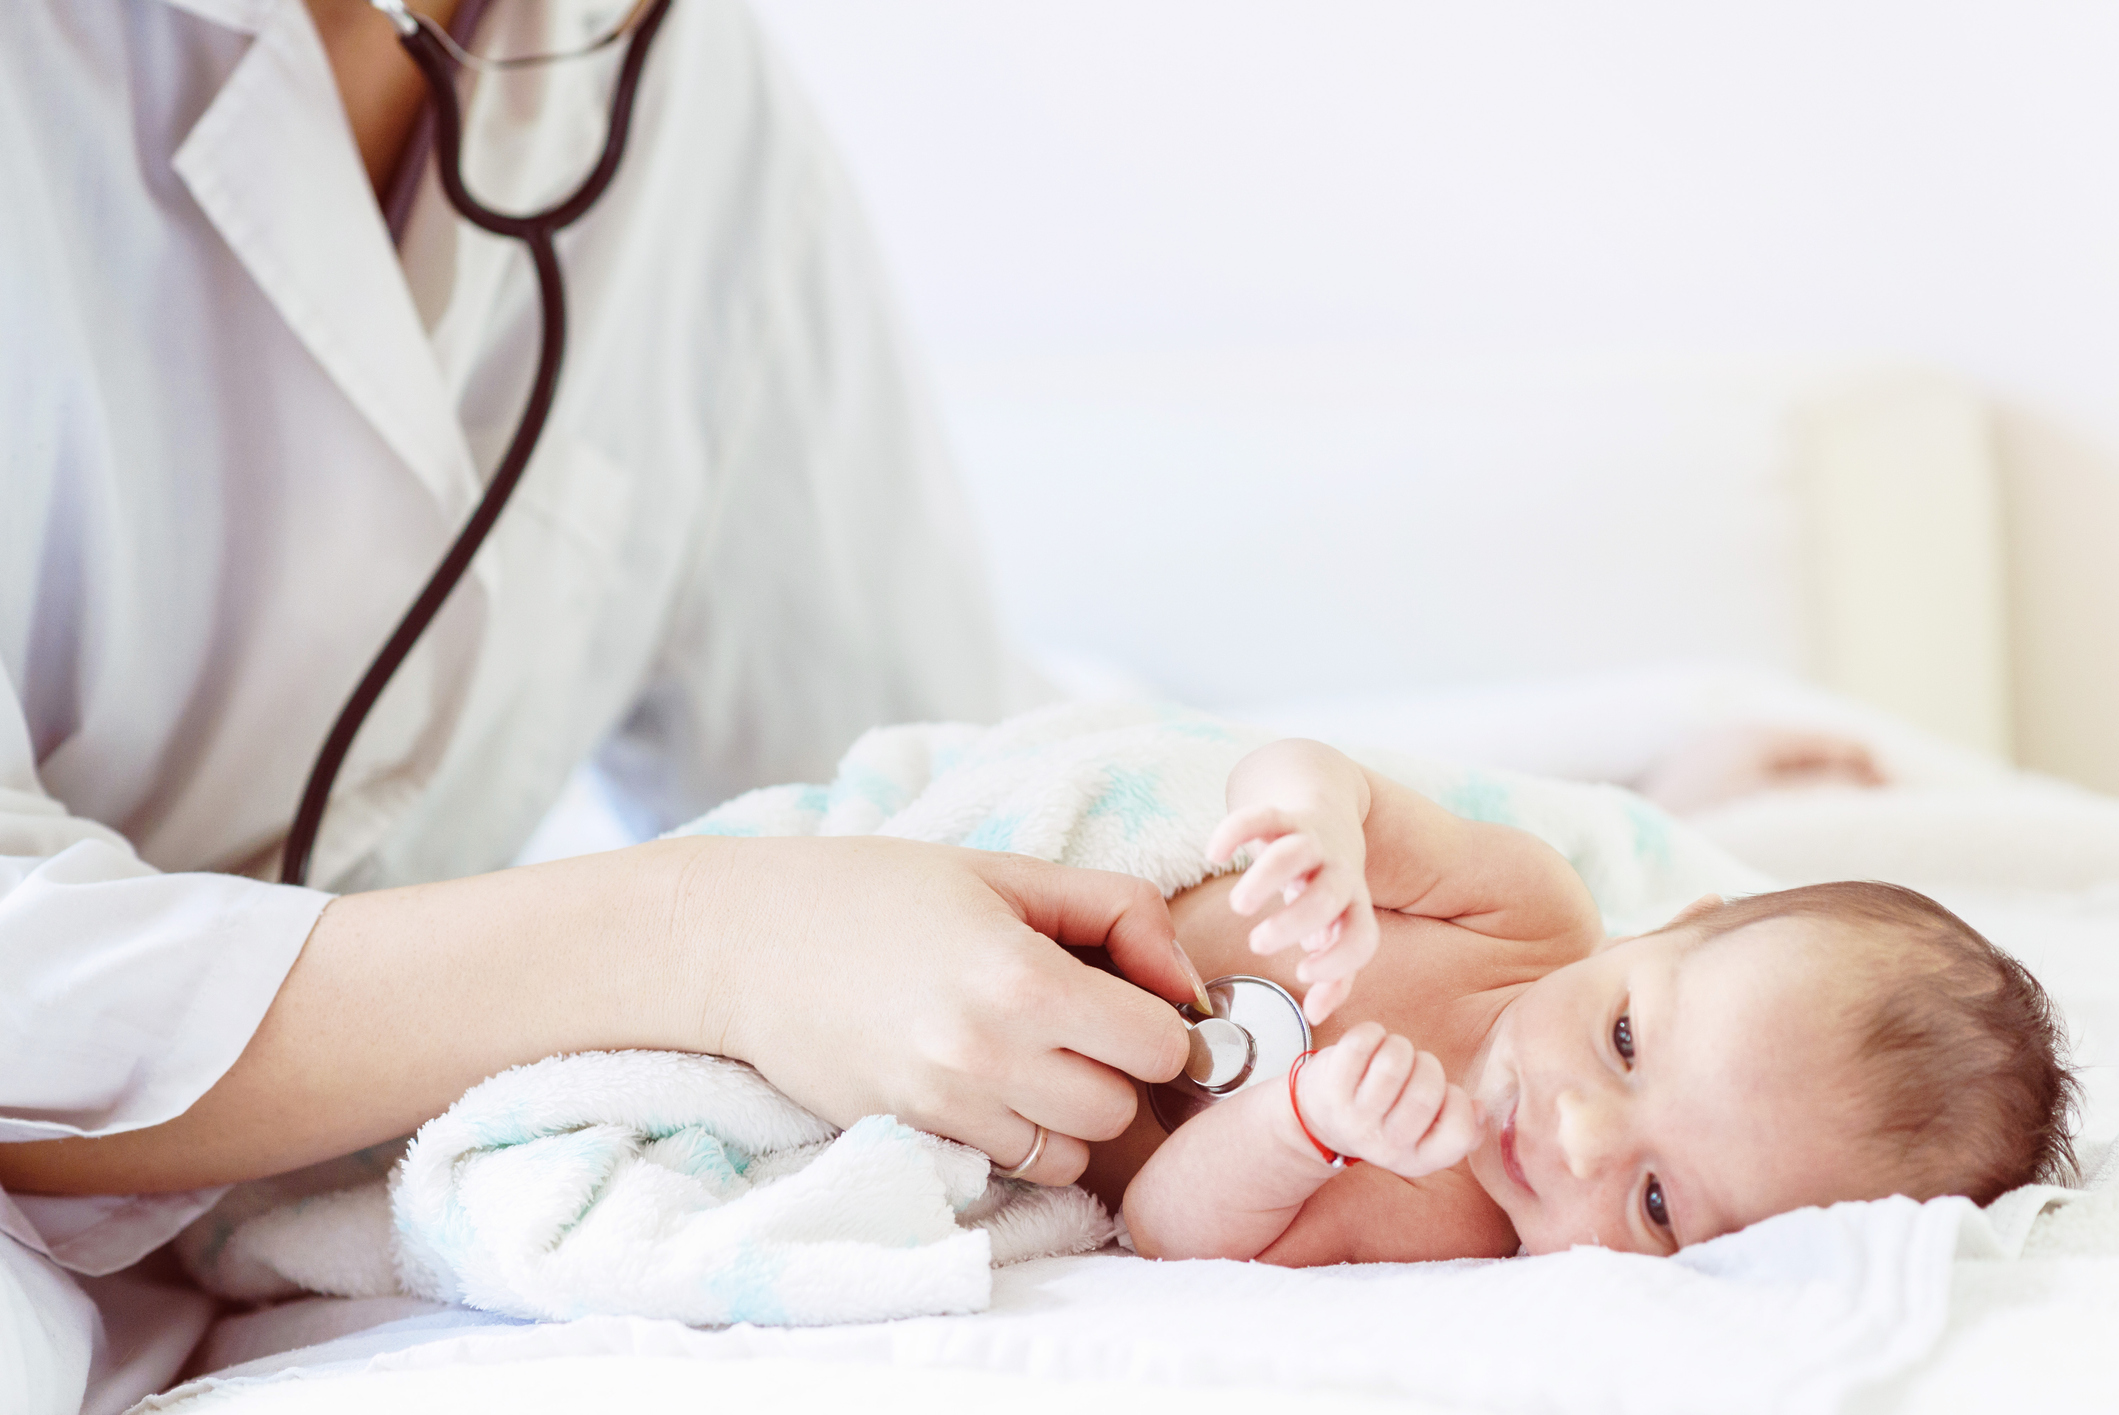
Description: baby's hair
1690,881,2077,1205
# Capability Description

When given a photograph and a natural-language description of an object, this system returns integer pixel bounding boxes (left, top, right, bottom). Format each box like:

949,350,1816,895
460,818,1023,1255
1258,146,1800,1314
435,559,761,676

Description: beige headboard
1795,372,2119,794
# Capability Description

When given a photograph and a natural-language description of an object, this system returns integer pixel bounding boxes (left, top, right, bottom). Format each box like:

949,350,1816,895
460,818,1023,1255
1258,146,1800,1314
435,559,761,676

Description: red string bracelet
1287,1048,1359,1170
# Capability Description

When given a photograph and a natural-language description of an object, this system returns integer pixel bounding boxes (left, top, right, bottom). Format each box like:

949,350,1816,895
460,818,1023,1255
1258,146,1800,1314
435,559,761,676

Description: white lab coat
0,0,1009,1406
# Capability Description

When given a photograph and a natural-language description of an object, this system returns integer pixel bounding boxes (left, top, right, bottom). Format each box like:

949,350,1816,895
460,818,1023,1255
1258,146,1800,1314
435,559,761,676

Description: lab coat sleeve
597,9,1019,824
0,672,332,1275
0,1226,95,1415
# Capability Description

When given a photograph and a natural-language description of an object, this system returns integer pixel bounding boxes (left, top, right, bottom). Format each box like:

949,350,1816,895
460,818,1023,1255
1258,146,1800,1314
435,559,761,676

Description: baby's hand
1290,1022,1480,1179
1207,803,1379,1024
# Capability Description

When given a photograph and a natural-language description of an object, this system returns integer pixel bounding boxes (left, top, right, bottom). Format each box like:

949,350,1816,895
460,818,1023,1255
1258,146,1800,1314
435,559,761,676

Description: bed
123,358,2119,1415
129,796,2119,1415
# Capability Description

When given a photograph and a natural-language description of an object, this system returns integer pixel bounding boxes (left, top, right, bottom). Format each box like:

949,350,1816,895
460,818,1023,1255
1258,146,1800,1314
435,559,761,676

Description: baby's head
1463,882,2076,1255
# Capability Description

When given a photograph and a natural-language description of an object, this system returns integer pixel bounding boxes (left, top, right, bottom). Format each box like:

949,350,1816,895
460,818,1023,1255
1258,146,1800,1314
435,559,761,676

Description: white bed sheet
140,1228,2119,1415
140,1193,1977,1415
142,1354,1464,1415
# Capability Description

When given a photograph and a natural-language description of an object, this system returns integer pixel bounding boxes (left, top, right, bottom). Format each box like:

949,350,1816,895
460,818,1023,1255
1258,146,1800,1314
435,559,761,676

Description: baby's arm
1211,740,1601,1021
1355,761,1601,947
1123,1022,1478,1260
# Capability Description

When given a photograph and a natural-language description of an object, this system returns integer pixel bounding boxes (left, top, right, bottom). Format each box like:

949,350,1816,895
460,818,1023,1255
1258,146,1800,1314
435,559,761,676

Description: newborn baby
1087,739,2076,1263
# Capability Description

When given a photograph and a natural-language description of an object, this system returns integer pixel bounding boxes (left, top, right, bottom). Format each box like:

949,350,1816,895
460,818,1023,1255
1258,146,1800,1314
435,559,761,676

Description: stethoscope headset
281,0,673,887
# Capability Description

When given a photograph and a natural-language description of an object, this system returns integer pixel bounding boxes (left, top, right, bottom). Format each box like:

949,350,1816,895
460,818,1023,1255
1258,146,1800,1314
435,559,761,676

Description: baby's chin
1464,1137,1535,1244
1503,1213,1570,1256
1463,1121,1578,1256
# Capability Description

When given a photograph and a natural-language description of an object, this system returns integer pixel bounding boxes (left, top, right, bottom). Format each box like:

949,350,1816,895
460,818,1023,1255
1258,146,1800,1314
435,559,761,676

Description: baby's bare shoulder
1320,909,1575,1063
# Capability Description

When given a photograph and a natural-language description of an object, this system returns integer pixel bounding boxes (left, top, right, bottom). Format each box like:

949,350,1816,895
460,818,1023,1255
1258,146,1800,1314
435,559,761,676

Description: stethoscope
281,0,674,886
1153,975,1314,1130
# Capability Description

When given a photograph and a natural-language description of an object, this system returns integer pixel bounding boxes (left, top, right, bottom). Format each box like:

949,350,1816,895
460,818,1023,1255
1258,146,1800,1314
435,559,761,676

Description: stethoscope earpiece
1148,974,1312,1132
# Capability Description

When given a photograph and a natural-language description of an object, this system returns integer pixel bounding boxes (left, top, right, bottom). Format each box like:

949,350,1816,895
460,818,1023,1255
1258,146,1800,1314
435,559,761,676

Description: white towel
390,1051,1111,1324
179,1052,1111,1326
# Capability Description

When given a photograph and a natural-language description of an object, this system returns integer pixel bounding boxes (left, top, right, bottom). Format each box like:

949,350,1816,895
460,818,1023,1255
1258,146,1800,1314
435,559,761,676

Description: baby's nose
1554,1088,1626,1179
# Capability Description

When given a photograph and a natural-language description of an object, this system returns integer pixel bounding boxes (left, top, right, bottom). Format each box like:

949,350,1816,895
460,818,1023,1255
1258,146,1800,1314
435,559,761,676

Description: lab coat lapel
170,0,483,518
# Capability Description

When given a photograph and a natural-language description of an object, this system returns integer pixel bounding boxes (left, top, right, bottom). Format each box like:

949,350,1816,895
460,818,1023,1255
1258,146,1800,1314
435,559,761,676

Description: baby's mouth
1500,1106,1534,1197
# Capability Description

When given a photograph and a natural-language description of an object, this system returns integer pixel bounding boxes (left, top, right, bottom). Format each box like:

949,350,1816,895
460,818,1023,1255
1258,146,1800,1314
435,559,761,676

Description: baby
1084,739,2077,1264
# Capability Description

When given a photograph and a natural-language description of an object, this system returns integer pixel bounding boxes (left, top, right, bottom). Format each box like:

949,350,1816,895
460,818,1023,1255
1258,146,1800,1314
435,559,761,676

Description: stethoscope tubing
281,0,675,887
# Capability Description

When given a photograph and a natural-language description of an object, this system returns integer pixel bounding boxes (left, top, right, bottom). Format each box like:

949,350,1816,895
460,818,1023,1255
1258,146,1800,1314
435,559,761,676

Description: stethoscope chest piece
1148,974,1312,1133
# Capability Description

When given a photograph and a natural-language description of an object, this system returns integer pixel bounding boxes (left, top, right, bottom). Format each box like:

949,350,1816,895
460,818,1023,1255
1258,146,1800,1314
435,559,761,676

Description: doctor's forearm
1,835,1197,1196
0,840,724,1196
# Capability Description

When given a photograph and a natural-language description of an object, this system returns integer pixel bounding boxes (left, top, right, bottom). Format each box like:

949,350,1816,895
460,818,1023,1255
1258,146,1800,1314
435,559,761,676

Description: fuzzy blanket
675,702,1770,931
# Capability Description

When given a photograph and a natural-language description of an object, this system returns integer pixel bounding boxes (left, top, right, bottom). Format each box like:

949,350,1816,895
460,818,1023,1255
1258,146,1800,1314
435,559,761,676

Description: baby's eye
1612,1013,1635,1063
1644,1177,1670,1229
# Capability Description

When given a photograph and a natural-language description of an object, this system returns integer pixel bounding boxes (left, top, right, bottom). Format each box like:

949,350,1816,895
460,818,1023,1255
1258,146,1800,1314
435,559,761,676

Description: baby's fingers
1294,906,1378,1023
1408,1084,1481,1175
1246,869,1350,954
1374,1047,1446,1138
1229,834,1325,919
1293,905,1379,986
1369,1057,1479,1179
1306,1022,1386,1107
1206,805,1292,865
1301,975,1355,1027
1353,1033,1417,1117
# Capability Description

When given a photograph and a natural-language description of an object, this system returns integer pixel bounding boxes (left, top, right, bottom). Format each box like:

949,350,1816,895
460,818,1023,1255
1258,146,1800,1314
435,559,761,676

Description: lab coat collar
170,0,485,518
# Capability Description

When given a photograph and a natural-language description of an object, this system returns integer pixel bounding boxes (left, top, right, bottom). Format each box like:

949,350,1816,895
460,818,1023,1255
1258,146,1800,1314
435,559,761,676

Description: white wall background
748,0,2119,787
753,0,2119,433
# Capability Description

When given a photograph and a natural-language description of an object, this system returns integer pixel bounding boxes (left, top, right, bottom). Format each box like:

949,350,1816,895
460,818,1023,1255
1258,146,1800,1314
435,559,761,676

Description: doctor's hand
677,836,1199,1186
0,837,1195,1199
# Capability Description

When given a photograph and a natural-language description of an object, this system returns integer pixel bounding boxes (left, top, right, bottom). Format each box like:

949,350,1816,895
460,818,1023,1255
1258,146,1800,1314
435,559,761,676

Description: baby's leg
1637,726,1884,815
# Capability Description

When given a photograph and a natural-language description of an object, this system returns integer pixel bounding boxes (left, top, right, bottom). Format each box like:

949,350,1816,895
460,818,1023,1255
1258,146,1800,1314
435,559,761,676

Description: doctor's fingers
973,1111,1089,1188
918,907,1186,1089
877,1054,1100,1186
1001,1044,1146,1143
1047,957,1195,1086
981,854,1205,1014
920,1046,1129,1185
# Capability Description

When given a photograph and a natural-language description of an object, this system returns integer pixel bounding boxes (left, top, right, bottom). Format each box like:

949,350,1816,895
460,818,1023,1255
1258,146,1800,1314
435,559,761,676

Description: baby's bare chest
1078,876,1550,1212
1167,874,1542,1064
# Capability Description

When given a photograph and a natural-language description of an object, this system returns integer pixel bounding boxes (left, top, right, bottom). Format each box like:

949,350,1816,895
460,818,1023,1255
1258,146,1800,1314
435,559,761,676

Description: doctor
0,1,1196,1408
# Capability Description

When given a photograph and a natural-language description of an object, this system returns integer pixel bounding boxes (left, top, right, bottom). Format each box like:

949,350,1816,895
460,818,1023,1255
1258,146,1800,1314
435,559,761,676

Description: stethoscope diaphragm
1147,974,1312,1132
